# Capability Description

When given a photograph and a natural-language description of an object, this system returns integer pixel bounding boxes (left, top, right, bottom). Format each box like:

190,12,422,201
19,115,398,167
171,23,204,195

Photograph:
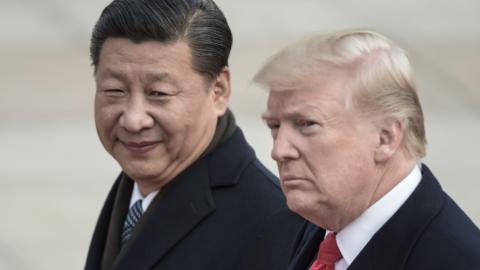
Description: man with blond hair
255,29,480,270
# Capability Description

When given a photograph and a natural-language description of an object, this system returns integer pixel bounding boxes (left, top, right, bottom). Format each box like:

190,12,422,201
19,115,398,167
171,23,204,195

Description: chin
285,191,311,216
121,162,163,181
127,169,156,180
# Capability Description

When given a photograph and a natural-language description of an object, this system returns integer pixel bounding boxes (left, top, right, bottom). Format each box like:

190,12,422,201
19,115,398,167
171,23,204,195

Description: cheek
94,104,120,144
95,107,116,129
183,99,217,132
334,149,376,194
304,143,365,190
156,110,185,139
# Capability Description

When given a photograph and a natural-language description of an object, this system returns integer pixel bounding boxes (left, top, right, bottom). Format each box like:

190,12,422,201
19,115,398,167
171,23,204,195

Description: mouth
280,175,308,183
120,140,161,154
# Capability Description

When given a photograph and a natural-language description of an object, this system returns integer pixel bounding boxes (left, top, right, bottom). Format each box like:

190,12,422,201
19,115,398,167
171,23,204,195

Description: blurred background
0,0,479,269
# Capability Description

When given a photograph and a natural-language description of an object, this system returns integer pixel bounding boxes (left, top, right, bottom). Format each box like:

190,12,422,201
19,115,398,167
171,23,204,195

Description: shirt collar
335,164,422,265
129,182,160,212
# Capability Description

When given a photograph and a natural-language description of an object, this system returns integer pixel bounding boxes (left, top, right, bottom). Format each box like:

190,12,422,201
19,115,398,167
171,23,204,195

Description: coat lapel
349,165,446,270
111,157,216,270
85,174,123,270
101,174,133,270
288,224,326,270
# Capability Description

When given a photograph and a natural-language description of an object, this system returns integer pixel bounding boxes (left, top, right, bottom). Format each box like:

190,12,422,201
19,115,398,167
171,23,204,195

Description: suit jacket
85,128,305,270
288,164,480,270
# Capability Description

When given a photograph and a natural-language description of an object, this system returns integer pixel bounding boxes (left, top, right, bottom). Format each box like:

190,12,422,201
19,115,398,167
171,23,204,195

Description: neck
328,154,417,232
369,154,417,209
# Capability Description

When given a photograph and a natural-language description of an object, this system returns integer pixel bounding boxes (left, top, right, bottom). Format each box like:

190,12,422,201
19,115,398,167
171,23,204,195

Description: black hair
90,0,232,81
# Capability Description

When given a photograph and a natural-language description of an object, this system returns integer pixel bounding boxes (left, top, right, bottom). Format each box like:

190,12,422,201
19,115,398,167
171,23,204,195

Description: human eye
265,120,280,137
297,119,317,127
147,89,170,100
102,89,125,97
296,119,319,134
149,90,167,97
265,120,280,130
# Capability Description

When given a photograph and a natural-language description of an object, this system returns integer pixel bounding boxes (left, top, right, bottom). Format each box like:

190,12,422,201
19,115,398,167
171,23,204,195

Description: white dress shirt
331,165,422,270
129,182,160,212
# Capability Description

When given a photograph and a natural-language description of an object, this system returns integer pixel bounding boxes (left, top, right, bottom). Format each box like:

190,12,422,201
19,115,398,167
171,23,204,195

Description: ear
210,66,231,116
374,118,405,163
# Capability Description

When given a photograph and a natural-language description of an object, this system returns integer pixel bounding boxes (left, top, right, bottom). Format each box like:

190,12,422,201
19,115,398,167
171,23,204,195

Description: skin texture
262,72,413,231
94,38,230,196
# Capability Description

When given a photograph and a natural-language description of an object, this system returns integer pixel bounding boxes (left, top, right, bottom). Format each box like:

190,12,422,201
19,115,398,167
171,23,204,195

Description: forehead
265,75,349,117
96,38,194,78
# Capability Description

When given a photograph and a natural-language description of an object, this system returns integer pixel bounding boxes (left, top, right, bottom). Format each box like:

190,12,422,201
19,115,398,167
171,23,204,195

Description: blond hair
254,29,426,158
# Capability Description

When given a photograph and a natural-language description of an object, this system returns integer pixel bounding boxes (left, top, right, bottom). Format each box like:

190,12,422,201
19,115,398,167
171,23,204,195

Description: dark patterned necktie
121,199,144,244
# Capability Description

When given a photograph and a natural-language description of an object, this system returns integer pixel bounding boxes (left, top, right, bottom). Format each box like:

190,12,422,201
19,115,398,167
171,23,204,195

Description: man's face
263,74,381,230
94,38,226,192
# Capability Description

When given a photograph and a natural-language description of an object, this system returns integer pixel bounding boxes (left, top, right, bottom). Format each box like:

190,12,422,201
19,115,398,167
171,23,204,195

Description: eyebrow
261,111,308,122
262,105,328,121
99,68,125,81
99,68,173,84
145,72,172,83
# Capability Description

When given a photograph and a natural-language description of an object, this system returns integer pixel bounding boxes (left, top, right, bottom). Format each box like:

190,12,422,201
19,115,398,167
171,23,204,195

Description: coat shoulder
228,158,307,270
407,194,480,269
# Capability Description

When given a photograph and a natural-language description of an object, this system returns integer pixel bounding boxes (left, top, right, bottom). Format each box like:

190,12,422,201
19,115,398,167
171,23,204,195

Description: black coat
288,165,480,270
85,128,305,270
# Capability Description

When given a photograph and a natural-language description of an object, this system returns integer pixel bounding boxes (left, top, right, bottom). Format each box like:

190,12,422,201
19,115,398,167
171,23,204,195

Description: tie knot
318,232,342,265
309,232,343,270
129,199,144,219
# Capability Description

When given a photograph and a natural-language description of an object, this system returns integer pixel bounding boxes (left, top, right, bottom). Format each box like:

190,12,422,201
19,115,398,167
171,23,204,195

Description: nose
271,127,299,162
119,96,154,133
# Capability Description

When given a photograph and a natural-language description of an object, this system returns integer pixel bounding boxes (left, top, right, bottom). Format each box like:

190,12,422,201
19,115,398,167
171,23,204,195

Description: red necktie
309,232,342,270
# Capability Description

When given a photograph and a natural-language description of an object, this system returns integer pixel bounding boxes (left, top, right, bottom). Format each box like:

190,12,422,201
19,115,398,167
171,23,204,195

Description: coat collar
348,164,446,270
85,173,127,270
288,223,326,270
101,174,133,270
206,128,255,187
110,127,255,270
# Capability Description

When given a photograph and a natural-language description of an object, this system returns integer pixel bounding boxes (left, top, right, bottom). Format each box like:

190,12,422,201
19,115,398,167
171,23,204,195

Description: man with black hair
85,0,304,269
